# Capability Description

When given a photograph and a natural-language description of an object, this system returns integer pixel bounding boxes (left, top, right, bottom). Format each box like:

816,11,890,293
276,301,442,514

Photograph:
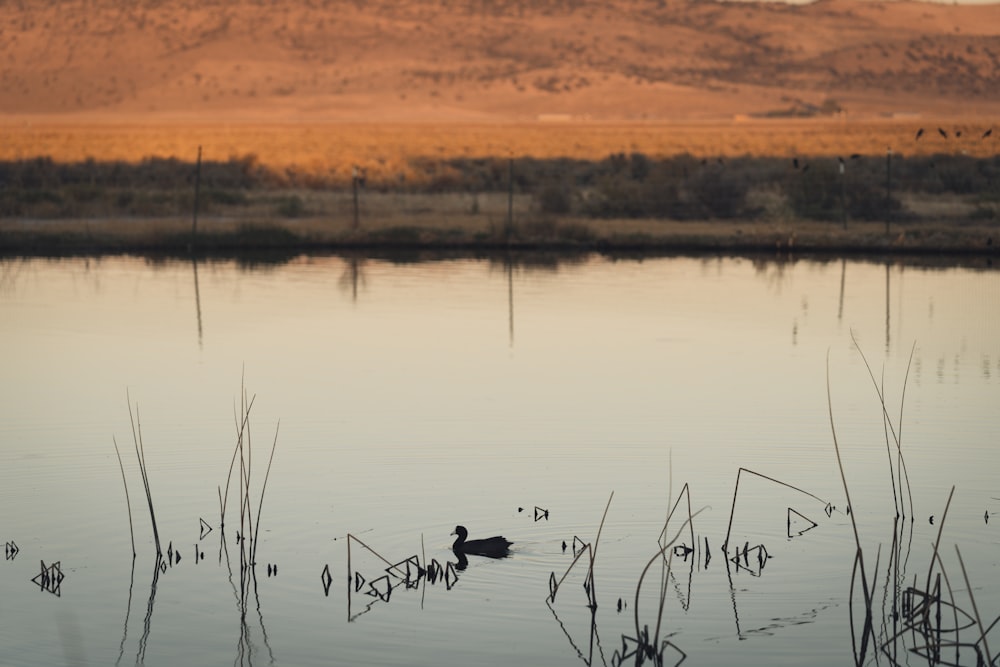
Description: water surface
1,253,998,666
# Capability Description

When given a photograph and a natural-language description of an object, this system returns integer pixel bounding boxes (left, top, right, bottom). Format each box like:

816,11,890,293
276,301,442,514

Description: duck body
451,525,512,558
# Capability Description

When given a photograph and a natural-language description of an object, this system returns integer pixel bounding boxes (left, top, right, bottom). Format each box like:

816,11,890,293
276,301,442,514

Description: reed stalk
220,391,255,529
547,543,593,603
633,502,706,639
112,436,137,558
826,353,874,644
722,467,827,552
584,491,614,606
852,334,916,519
127,391,162,557
924,485,955,595
249,421,280,567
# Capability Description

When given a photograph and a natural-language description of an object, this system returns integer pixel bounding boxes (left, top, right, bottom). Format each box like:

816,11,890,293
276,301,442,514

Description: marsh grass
824,341,1000,665
112,437,137,558
343,532,459,621
120,391,162,557
543,346,997,666
217,378,280,574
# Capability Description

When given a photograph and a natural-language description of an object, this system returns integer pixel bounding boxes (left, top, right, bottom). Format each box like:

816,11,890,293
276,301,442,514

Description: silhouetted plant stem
191,145,201,245
250,421,280,567
925,486,955,595
127,391,161,557
826,353,873,634
722,467,826,552
852,333,916,519
221,388,255,530
113,436,137,558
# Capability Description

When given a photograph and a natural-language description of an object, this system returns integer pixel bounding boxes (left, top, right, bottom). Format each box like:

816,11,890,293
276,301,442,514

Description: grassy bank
2,148,999,256
3,211,997,257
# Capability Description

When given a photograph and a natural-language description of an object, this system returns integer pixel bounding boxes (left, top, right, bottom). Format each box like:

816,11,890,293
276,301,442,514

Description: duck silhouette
451,525,512,559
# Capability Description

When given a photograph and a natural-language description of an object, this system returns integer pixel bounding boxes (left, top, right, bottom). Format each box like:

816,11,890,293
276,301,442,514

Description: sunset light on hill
2,0,1000,122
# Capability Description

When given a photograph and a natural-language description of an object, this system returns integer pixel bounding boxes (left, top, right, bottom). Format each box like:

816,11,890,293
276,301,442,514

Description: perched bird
915,127,924,140
938,127,948,139
984,128,994,139
451,525,512,558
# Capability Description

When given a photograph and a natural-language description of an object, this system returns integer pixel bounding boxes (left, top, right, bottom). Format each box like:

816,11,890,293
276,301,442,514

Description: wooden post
839,158,847,230
192,145,202,243
885,147,892,235
352,165,360,230
506,158,514,239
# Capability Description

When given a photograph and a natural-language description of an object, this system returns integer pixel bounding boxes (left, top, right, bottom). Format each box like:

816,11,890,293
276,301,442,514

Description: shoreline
3,215,997,260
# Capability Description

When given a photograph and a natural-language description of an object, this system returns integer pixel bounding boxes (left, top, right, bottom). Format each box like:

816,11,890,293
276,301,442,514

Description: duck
450,525,512,558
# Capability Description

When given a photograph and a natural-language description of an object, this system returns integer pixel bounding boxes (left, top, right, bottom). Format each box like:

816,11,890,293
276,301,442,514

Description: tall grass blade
127,391,161,556
250,421,280,567
955,544,993,665
826,352,874,650
924,485,955,594
112,436,136,558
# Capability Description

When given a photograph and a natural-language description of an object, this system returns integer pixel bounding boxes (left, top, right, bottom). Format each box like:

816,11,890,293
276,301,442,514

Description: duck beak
449,529,456,536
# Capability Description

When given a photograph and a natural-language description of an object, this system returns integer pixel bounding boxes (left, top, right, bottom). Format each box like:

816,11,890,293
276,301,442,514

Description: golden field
2,119,998,184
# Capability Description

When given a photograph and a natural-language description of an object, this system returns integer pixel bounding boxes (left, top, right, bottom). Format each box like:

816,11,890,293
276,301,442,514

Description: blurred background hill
3,0,1000,122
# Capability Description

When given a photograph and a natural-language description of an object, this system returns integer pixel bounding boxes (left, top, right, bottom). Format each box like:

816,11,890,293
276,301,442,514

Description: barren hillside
2,0,1000,121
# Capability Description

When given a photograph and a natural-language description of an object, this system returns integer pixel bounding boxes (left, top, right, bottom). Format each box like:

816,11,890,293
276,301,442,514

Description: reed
924,485,955,598
126,391,162,557
112,436,137,558
249,421,279,568
722,467,827,553
826,351,876,660
954,545,993,665
850,333,916,519
219,380,256,530
630,487,705,662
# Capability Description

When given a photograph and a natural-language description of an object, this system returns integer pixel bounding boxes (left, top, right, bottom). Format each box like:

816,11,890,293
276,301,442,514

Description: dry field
3,119,998,184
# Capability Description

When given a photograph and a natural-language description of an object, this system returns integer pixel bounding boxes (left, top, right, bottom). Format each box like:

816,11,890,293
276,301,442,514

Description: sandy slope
2,0,1000,123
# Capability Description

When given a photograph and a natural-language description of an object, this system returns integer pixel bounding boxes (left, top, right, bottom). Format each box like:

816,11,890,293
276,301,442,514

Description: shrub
686,166,751,219
536,180,572,214
274,195,305,218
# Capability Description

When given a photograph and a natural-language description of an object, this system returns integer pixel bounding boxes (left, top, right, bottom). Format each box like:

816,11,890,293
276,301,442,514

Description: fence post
507,158,514,240
352,165,360,230
885,147,892,235
192,145,202,244
839,157,847,230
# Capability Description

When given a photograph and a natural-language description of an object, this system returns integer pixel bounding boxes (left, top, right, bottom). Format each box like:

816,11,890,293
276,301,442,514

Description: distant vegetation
2,152,999,223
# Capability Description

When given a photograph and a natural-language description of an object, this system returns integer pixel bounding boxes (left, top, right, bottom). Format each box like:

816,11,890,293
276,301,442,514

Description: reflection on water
191,258,203,348
0,252,998,667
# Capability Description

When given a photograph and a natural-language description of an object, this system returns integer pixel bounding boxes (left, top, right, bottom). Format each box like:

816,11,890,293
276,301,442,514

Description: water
1,253,998,666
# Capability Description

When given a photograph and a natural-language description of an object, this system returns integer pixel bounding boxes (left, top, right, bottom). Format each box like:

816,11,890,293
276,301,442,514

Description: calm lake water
1,252,998,667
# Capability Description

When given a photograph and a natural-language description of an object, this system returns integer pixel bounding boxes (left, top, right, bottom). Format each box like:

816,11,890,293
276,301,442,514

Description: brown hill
2,0,1000,122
